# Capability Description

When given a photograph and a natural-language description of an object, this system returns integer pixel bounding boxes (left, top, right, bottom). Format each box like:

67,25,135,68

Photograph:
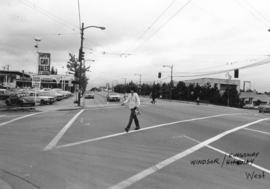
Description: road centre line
244,128,270,135
43,109,85,151
55,113,242,150
0,112,42,128
108,118,270,189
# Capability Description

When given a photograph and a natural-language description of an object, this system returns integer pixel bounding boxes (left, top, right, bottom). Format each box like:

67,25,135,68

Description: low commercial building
0,70,31,88
183,78,241,92
240,92,270,105
28,73,74,91
0,70,74,91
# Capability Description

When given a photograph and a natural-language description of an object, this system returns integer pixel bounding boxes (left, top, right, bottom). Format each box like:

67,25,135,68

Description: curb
0,107,37,112
0,178,12,189
56,107,83,111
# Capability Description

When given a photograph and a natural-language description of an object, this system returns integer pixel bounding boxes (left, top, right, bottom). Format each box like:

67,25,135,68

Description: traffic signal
234,69,239,78
158,72,161,78
78,48,85,62
81,51,85,61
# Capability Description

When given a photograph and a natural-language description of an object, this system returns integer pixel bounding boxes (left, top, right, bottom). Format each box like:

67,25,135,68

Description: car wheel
5,100,10,106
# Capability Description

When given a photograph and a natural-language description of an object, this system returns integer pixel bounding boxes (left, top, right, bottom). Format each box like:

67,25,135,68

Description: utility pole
122,78,127,86
163,64,174,99
77,22,105,106
77,23,84,106
134,73,142,94
225,71,232,106
134,73,142,86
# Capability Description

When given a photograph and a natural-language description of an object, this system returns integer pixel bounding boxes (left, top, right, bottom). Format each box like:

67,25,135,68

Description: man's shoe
125,127,129,132
134,127,140,130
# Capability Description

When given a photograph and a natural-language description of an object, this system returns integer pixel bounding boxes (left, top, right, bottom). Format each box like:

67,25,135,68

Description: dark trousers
151,97,156,104
126,108,140,129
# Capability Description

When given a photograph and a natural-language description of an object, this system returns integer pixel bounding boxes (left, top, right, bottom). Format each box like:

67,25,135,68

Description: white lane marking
183,135,270,174
0,112,42,128
172,135,185,139
85,103,149,110
108,118,270,189
43,109,85,151
244,128,270,135
56,113,242,150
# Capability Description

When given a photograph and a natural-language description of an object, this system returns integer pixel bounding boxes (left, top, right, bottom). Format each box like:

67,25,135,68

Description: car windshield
39,92,50,96
2,2,270,189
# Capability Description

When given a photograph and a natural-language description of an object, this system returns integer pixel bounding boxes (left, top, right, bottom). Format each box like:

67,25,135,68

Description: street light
121,77,127,86
134,73,142,86
77,22,105,106
111,80,118,92
134,73,142,94
163,64,174,99
84,25,106,30
34,38,42,75
162,65,173,85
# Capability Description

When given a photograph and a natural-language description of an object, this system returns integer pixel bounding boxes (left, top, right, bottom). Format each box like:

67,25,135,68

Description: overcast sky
1,0,270,92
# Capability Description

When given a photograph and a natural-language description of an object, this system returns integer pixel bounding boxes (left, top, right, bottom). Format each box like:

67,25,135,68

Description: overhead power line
132,0,193,52
244,0,270,24
174,57,270,78
235,0,270,27
19,0,79,32
124,0,178,53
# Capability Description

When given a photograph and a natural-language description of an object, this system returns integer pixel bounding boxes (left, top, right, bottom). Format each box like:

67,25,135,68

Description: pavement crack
1,169,41,189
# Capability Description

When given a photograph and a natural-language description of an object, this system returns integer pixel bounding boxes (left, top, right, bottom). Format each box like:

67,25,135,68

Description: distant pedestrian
123,92,128,101
196,97,200,105
122,89,141,132
151,84,159,104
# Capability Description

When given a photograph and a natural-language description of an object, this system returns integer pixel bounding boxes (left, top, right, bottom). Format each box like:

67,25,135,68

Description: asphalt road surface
0,93,269,189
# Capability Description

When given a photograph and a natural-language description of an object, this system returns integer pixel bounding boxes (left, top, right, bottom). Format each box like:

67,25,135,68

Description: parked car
0,89,9,100
48,90,64,101
38,91,57,103
85,92,95,99
243,103,258,109
106,93,121,102
5,94,35,106
51,89,72,99
258,104,270,113
28,92,55,105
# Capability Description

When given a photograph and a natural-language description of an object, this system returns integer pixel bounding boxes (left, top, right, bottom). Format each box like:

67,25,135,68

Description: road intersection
0,93,269,189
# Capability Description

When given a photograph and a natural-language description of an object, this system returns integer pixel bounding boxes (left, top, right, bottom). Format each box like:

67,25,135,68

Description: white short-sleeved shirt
124,92,140,109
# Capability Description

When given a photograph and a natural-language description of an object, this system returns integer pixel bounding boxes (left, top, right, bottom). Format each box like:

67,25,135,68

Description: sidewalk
0,96,82,112
36,96,82,112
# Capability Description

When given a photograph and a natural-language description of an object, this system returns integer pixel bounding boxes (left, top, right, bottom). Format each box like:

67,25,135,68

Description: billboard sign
38,52,51,75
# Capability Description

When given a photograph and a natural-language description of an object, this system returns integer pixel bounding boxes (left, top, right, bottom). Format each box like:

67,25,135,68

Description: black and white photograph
0,0,270,188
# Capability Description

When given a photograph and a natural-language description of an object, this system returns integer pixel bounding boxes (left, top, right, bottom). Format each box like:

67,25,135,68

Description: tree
50,66,57,75
174,81,187,100
221,87,240,107
161,83,170,99
67,53,90,93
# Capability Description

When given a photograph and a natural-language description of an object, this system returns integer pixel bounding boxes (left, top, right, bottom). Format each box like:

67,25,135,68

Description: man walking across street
122,89,141,132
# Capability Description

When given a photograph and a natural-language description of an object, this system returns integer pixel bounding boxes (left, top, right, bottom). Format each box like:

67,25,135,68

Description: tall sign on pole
38,52,51,75
32,75,41,104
